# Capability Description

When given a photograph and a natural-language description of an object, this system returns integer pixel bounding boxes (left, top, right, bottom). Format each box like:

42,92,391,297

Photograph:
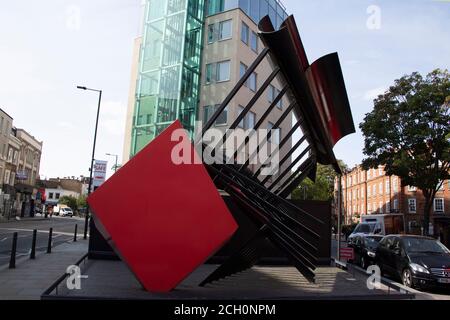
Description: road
0,217,85,266
331,238,450,300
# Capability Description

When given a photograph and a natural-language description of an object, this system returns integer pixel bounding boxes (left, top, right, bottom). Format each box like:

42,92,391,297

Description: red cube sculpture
88,121,238,292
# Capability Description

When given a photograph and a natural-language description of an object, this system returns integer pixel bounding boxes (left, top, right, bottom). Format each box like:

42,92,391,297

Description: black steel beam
201,47,270,137
265,145,311,187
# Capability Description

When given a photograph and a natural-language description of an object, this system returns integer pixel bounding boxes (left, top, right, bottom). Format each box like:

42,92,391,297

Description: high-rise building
123,0,294,177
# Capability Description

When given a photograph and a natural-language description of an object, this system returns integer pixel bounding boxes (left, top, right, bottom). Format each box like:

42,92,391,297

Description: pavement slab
53,259,412,300
0,240,88,300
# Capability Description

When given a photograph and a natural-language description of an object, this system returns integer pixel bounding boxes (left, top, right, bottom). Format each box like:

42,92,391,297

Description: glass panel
250,31,258,52
238,105,245,128
240,62,247,78
217,60,231,81
248,72,257,91
208,23,216,43
239,0,250,15
259,0,268,20
247,111,256,129
241,22,249,44
250,0,259,22
215,105,228,125
268,84,274,102
224,0,238,11
219,20,232,40
206,63,214,83
132,0,205,156
268,5,276,26
148,0,167,21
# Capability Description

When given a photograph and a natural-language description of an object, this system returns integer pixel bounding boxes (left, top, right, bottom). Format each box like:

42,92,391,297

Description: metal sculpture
87,15,355,292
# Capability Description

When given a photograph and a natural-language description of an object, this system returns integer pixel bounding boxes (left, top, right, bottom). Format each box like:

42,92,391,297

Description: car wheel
402,269,414,288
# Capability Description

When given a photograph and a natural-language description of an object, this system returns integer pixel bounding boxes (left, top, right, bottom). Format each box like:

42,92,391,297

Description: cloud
363,87,386,101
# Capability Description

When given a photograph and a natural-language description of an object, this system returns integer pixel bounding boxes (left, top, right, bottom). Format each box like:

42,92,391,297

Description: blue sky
0,0,449,178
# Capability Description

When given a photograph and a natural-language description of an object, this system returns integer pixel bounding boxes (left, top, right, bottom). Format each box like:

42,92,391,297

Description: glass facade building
129,0,288,157
131,0,205,156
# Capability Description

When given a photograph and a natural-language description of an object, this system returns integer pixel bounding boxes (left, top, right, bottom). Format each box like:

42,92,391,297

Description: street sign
93,160,108,187
340,247,354,260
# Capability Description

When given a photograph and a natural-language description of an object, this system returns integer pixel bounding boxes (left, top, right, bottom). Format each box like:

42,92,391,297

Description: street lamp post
77,86,102,240
106,153,119,173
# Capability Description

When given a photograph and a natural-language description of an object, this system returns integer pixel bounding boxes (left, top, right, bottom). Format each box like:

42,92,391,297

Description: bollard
47,228,53,254
30,229,37,259
74,224,78,242
83,214,89,240
9,232,18,269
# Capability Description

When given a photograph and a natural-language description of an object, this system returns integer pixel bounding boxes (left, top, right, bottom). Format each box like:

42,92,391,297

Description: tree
360,69,450,235
58,195,78,211
77,195,87,209
292,160,347,201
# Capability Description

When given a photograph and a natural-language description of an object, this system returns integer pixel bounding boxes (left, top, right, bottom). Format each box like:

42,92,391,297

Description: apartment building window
379,201,383,213
386,201,390,213
204,105,228,126
7,148,13,162
408,185,417,192
408,198,417,213
393,199,399,210
239,62,257,91
237,105,256,130
250,30,258,53
4,170,10,184
385,180,390,193
434,198,444,213
206,60,231,84
368,203,372,213
10,172,15,185
393,177,398,193
208,19,232,43
361,186,365,199
368,185,371,197
49,193,54,200
268,85,283,109
379,182,383,195
56,193,61,200
372,184,376,196
267,122,280,145
241,22,249,44
248,72,257,91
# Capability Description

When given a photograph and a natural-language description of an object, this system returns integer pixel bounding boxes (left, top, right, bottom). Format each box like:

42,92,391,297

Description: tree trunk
423,196,432,236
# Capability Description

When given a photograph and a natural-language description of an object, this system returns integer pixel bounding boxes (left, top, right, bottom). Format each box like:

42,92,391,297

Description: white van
349,214,405,244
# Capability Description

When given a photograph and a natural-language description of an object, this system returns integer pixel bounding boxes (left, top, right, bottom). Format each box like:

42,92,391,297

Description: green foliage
58,195,78,211
292,160,347,201
77,195,87,209
360,69,450,234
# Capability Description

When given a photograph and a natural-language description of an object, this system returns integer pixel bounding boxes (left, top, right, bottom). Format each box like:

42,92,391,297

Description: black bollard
47,228,53,254
9,232,18,269
74,224,78,242
83,214,89,240
30,229,37,259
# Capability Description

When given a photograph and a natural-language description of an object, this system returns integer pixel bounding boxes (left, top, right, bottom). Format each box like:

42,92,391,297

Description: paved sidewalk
0,240,88,300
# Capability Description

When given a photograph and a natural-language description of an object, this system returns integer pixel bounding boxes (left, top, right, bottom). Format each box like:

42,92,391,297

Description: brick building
334,165,450,239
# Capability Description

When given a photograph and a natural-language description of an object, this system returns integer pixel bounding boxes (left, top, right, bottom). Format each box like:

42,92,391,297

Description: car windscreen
353,223,376,234
402,238,450,254
364,236,382,248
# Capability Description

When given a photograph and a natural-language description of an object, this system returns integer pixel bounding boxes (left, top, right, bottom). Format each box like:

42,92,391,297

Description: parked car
375,235,450,290
348,234,383,269
59,207,74,217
